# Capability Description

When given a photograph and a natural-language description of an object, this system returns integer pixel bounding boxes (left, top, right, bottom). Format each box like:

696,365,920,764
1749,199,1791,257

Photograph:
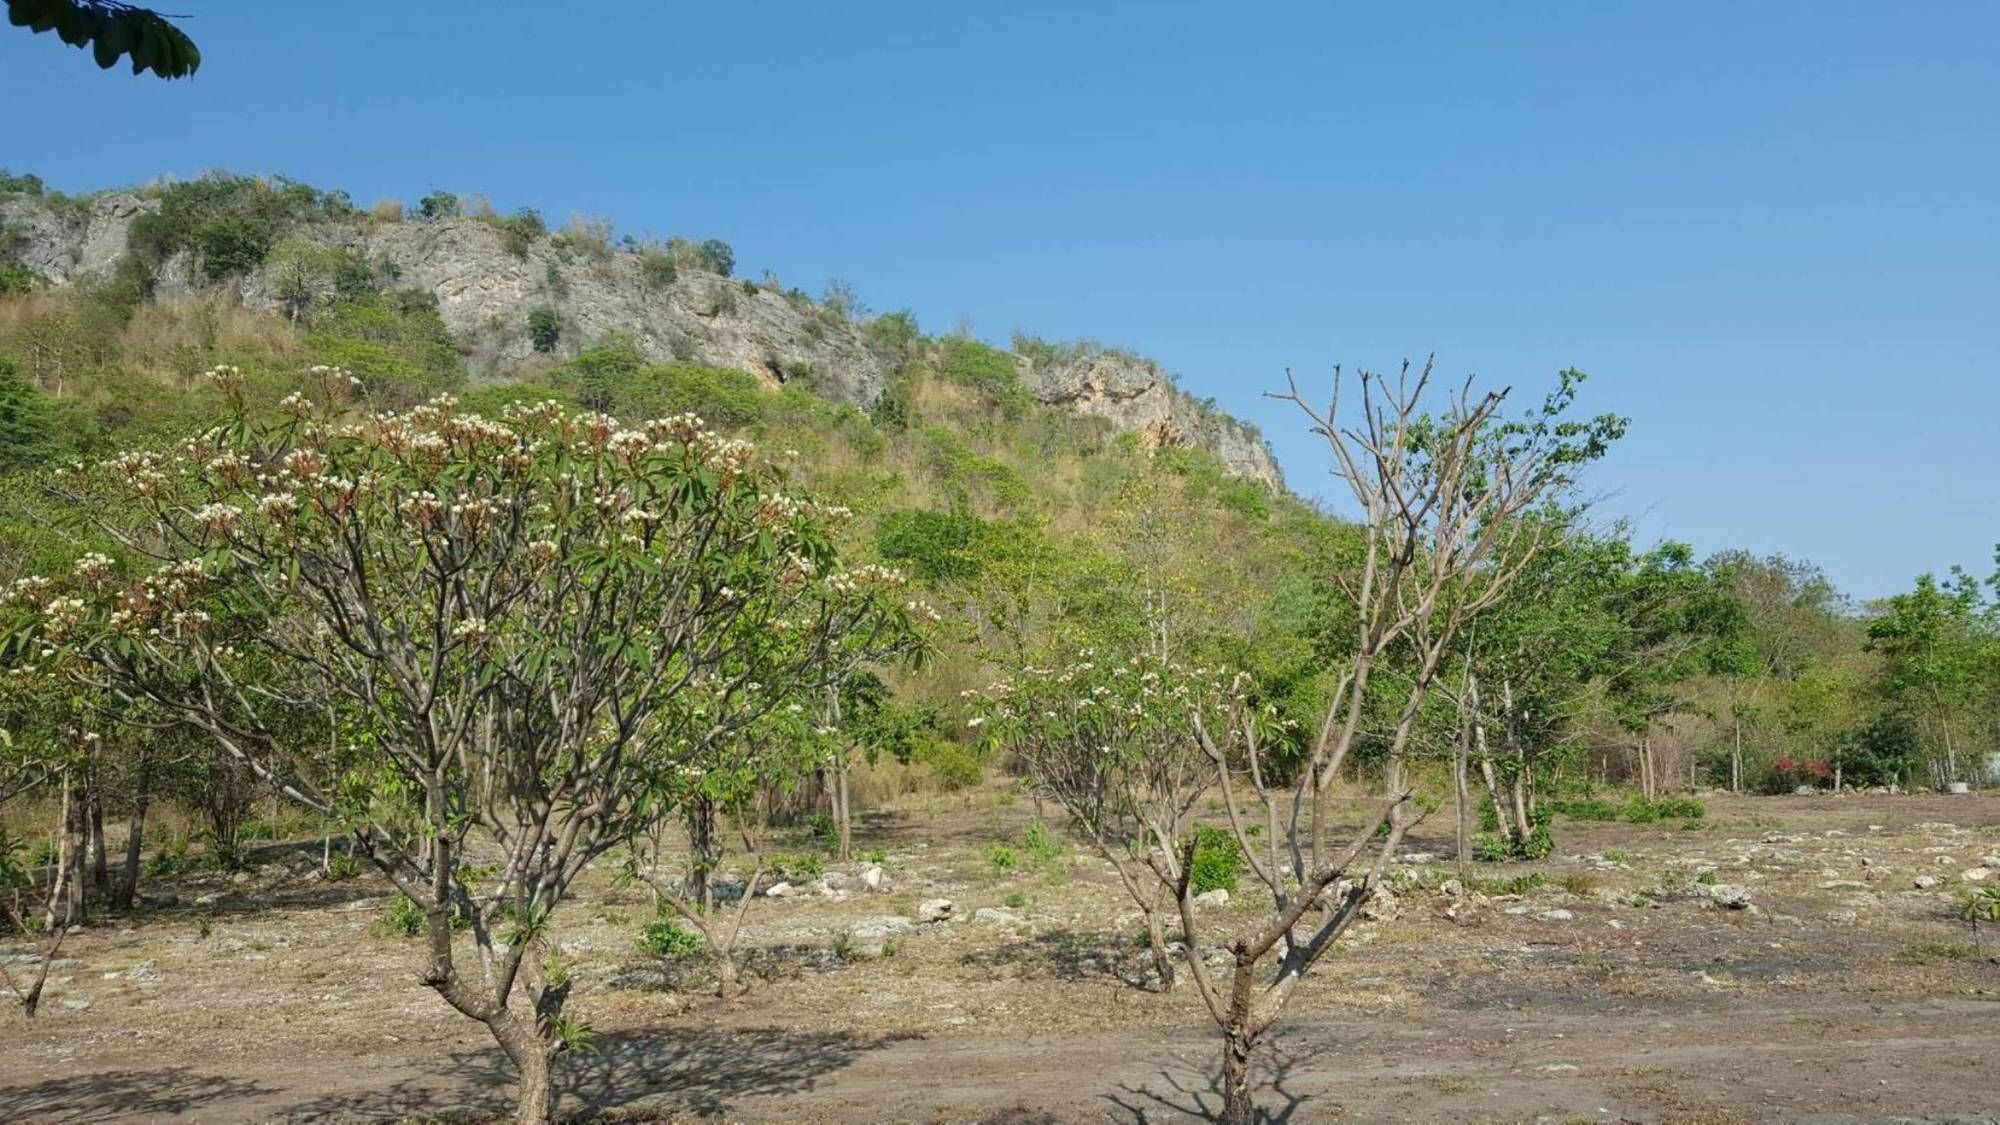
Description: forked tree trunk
490,1011,558,1125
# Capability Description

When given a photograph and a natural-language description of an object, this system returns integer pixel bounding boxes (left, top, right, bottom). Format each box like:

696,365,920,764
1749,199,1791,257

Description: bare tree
1165,358,1614,1123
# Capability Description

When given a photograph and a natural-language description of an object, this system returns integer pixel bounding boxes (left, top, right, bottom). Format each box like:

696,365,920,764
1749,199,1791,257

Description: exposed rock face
1020,350,1283,488
0,192,156,284
3,192,1281,487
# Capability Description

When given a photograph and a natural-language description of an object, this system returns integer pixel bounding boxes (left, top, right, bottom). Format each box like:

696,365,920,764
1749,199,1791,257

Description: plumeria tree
0,372,930,1123
971,651,1242,990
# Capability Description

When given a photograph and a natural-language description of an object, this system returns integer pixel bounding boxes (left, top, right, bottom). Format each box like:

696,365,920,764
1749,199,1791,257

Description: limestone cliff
2,188,1281,487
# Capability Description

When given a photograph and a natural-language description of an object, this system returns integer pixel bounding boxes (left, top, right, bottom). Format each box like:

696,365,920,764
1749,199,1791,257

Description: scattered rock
843,915,914,959
1696,883,1753,909
763,882,795,898
1793,785,1817,796
193,892,223,907
1947,782,1971,795
230,871,251,885
1361,888,1399,922
1440,878,1464,899
1394,852,1438,865
1538,909,1575,922
1980,856,2000,870
1538,1063,1580,1074
59,997,91,1011
104,960,161,984
858,865,887,891
916,898,955,924
1914,875,1944,890
1192,889,1230,910
972,907,1026,927
1964,868,1992,883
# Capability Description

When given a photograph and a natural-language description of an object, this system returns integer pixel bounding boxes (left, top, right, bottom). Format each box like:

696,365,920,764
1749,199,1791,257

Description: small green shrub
1695,869,1718,886
490,208,547,257
771,851,826,881
1189,825,1241,895
1001,890,1028,909
527,307,560,353
638,249,677,292
1959,886,2000,923
804,812,838,848
636,909,704,959
1022,820,1062,866
379,894,425,937
986,844,1017,872
1551,798,1620,821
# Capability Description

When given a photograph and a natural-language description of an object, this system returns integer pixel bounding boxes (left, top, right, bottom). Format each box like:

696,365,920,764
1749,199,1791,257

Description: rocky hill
0,181,1281,487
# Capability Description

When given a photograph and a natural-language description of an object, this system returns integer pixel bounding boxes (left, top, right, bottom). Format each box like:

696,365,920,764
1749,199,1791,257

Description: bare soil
3,791,1998,1123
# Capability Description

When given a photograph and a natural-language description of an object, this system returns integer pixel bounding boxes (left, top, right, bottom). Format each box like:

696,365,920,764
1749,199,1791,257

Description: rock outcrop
2,189,1281,487
1019,349,1282,488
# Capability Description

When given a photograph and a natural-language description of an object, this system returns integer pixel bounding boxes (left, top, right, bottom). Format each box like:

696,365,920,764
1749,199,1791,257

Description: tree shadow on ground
1102,1038,1321,1124
0,1067,275,1122
276,1025,916,1121
958,928,1155,990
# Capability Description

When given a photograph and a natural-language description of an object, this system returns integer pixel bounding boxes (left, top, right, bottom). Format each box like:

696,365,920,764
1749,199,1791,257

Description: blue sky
4,2,1995,599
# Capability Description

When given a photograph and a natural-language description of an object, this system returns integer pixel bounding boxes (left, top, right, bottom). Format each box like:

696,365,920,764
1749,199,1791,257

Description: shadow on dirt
1102,1038,1320,1123
273,1025,916,1120
0,1067,275,1122
959,928,1156,990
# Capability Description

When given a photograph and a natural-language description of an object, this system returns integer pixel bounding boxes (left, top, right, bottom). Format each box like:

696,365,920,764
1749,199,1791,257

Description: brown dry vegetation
3,787,1996,1123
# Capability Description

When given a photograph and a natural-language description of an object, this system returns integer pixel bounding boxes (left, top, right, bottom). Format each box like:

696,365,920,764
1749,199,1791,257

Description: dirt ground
3,790,1998,1123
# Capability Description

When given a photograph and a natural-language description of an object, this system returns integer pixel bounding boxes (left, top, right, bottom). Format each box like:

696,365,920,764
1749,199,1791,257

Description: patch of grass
1469,872,1545,897
1002,890,1029,909
1558,873,1598,897
1603,850,1633,864
986,844,1018,872
1892,941,1977,965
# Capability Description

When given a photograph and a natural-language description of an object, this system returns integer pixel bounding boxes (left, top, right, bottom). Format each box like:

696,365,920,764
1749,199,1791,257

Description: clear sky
4,2,1995,599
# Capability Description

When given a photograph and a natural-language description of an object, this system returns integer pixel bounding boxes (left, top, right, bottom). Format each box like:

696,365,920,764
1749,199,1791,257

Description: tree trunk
684,796,716,901
491,1013,558,1125
1453,716,1472,871
1143,907,1176,993
1219,1026,1255,1125
834,759,852,863
1731,718,1743,794
714,945,740,1004
85,744,110,900
113,792,149,911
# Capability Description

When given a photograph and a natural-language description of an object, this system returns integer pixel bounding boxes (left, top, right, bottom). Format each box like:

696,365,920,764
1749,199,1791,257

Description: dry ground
3,790,1998,1123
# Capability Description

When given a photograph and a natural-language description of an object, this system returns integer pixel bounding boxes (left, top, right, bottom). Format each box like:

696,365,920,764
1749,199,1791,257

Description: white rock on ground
916,898,955,924
1192,889,1229,910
